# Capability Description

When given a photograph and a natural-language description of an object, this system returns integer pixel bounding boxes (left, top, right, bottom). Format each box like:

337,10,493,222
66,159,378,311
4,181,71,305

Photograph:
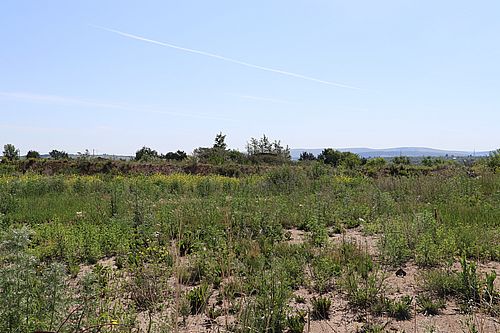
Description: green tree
339,152,362,169
26,150,41,159
421,156,446,167
49,150,69,160
161,150,187,161
317,148,343,167
298,152,316,161
317,149,362,169
365,157,386,168
392,156,411,165
246,135,291,163
3,144,20,161
134,146,159,162
487,148,500,170
213,132,227,150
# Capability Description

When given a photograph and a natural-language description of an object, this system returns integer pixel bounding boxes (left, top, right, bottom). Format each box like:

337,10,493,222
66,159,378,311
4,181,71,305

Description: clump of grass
186,283,210,315
420,257,499,312
128,266,164,312
387,296,413,320
311,296,332,320
311,252,341,293
359,323,387,333
343,269,385,309
286,310,306,333
295,295,306,304
417,295,446,315
420,268,461,298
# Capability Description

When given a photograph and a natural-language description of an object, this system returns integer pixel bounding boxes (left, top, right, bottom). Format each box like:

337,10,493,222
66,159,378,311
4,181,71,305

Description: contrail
93,25,360,90
229,93,293,105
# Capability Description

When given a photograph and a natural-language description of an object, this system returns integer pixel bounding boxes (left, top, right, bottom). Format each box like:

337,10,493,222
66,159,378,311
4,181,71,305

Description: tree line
3,137,500,171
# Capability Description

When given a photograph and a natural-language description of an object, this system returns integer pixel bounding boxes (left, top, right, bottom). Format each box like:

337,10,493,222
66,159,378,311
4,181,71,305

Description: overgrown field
1,165,499,332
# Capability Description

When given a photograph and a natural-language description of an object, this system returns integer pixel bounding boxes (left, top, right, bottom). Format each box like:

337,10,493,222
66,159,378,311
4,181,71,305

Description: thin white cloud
0,124,74,134
230,94,293,105
93,25,361,90
0,91,234,121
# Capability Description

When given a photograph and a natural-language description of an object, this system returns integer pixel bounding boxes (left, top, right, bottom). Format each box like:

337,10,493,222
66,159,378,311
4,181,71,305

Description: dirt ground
76,227,500,333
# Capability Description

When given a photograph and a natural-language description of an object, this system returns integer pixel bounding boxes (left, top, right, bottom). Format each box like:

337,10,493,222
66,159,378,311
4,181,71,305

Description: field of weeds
0,165,499,332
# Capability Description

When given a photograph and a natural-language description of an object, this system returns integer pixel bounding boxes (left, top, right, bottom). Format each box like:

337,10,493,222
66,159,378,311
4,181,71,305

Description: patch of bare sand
391,311,500,333
286,228,308,245
329,227,380,257
384,262,420,298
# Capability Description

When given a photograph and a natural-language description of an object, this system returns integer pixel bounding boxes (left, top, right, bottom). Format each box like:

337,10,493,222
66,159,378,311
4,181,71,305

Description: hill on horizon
291,147,491,160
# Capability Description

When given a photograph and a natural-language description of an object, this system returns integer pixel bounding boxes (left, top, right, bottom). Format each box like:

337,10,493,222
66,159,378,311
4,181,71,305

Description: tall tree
2,144,19,161
213,132,227,150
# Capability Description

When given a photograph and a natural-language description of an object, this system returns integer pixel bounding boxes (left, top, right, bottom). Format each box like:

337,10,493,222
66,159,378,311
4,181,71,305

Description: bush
49,149,69,160
392,156,411,165
134,146,158,162
486,148,500,170
26,150,41,159
0,227,69,332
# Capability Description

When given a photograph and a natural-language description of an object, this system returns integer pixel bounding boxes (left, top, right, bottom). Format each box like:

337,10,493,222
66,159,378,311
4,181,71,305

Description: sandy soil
72,228,500,333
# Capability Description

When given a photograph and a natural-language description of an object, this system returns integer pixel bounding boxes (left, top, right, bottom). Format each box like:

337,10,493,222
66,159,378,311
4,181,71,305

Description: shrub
134,146,159,162
26,150,41,159
486,148,500,170
0,227,69,332
49,149,69,160
392,156,411,165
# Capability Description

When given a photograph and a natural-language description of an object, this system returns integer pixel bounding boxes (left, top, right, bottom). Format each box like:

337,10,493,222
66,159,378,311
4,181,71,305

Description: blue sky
1,1,499,155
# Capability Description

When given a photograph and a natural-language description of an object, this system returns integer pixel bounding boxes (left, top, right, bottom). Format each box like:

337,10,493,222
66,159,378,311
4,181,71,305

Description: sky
1,0,499,155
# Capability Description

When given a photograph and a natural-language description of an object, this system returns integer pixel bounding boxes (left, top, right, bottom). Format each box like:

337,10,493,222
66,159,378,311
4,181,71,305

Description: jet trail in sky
94,26,360,90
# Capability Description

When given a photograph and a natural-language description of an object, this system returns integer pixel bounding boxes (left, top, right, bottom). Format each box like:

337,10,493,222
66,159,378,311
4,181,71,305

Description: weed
311,296,332,320
286,310,306,333
387,295,413,320
187,283,210,315
417,294,445,315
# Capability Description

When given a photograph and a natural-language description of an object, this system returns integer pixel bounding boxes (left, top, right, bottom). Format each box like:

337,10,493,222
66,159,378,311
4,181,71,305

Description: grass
0,164,498,332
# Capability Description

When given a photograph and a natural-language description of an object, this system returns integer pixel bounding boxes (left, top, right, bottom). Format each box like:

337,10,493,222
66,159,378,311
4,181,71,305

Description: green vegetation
3,143,19,161
26,150,41,159
49,149,69,160
0,141,498,332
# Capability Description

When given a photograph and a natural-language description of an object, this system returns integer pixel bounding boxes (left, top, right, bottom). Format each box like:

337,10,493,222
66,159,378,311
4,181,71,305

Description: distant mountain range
290,147,491,160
